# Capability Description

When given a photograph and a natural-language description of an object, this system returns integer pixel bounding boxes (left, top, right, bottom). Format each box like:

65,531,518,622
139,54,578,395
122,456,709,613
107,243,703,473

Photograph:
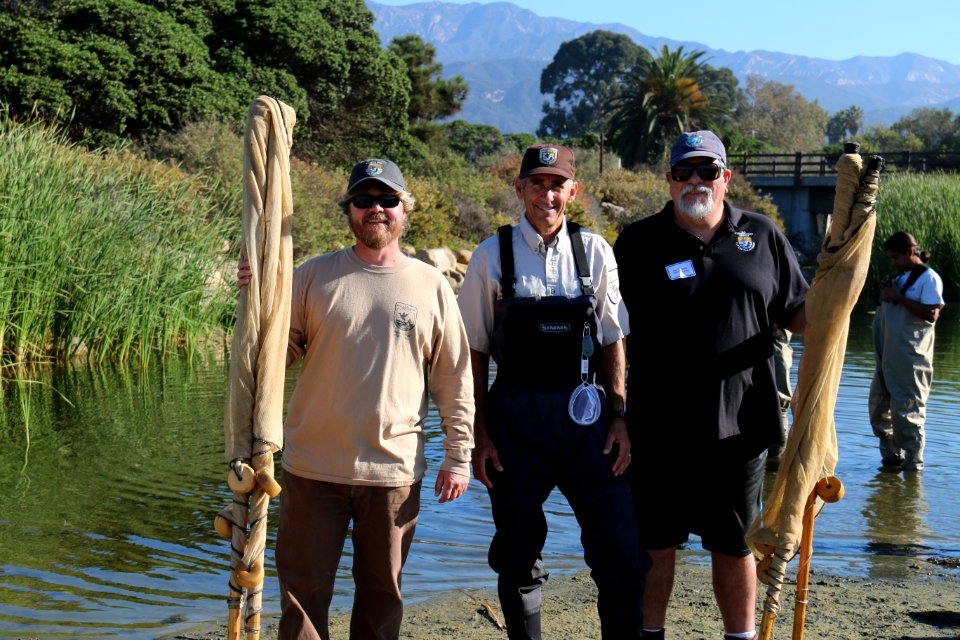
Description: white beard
678,184,714,220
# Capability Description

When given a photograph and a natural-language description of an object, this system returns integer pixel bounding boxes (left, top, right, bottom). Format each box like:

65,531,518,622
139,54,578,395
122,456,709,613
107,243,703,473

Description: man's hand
604,417,632,477
471,428,503,489
237,258,252,288
435,470,469,503
880,280,902,303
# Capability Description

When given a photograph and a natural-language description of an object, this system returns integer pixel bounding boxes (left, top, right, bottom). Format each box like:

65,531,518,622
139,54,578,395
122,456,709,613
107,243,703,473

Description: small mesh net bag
568,382,604,426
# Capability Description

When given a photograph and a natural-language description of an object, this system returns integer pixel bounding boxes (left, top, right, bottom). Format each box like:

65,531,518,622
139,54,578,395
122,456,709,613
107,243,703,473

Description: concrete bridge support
743,176,837,260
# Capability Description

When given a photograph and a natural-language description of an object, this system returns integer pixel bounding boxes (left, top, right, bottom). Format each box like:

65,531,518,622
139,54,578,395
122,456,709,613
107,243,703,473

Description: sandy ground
173,556,960,640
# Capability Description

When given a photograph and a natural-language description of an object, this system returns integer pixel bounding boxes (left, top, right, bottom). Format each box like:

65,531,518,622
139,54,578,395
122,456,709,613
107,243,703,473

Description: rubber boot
878,436,904,468
498,581,542,640
600,616,643,639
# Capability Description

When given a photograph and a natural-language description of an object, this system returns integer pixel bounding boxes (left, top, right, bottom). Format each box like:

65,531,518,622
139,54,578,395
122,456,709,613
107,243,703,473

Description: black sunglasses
670,163,724,182
350,193,401,209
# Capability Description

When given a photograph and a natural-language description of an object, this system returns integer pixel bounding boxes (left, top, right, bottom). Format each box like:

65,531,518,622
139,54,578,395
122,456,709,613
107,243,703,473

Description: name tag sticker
665,260,696,280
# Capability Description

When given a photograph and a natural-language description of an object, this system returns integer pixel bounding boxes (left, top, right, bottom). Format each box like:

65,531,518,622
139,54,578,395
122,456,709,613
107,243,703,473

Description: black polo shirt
614,201,808,448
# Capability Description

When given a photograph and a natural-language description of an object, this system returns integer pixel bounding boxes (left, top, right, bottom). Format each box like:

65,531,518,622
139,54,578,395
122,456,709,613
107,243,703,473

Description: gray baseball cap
670,130,727,165
346,158,405,194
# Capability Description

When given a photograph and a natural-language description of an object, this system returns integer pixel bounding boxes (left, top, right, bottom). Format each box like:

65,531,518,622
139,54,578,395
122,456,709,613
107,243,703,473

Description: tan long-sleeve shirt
282,248,474,486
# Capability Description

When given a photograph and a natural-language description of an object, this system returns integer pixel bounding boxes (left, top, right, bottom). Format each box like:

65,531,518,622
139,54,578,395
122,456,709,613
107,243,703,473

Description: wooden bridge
727,150,960,255
728,150,960,179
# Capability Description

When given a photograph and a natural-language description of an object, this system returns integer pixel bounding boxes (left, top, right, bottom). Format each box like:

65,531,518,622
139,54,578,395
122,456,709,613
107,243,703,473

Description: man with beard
613,131,808,640
458,145,648,639
240,158,474,640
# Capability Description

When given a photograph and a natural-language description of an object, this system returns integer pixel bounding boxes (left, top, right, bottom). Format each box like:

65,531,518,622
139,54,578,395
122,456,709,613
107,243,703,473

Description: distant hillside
369,0,960,134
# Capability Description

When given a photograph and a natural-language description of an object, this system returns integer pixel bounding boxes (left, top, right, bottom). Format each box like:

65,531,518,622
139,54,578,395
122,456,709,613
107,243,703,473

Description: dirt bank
173,556,960,639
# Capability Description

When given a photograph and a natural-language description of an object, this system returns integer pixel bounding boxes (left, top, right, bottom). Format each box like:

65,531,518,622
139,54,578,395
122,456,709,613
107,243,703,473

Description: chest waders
490,223,601,392
868,263,935,469
484,224,648,639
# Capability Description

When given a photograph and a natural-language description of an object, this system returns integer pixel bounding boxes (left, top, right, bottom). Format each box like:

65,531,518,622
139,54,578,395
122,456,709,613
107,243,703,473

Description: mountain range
369,0,960,134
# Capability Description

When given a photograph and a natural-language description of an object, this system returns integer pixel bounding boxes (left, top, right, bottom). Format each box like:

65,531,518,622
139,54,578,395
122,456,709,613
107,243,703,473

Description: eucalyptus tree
890,107,960,151
537,30,648,139
733,76,828,152
605,45,730,168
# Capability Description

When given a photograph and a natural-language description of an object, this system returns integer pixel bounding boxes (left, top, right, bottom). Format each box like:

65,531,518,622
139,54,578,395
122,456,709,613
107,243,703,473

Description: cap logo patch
539,147,558,165
365,161,384,176
684,134,703,148
735,231,756,252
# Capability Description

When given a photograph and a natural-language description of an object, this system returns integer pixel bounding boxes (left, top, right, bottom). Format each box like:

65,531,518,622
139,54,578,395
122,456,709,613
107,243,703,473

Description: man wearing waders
458,145,649,639
870,231,945,472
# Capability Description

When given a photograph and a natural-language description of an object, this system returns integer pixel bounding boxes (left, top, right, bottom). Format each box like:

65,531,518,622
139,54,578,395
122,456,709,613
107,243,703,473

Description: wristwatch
614,406,627,419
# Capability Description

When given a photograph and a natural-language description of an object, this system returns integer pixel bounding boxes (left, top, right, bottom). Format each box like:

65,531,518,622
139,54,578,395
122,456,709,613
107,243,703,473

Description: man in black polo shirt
613,130,808,640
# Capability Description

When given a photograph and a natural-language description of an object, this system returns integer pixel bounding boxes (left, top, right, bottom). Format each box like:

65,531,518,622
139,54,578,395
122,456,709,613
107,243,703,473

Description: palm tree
606,46,723,168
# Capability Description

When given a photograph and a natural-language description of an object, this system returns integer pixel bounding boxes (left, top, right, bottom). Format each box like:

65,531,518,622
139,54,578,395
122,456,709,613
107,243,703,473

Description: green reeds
0,115,235,365
869,172,960,303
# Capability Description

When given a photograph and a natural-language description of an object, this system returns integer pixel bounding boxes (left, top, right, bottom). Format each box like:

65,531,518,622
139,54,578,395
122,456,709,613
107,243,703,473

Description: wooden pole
791,477,844,640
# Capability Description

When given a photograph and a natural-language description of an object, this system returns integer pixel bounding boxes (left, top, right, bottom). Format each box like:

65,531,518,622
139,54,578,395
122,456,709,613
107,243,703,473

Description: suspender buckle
579,276,594,295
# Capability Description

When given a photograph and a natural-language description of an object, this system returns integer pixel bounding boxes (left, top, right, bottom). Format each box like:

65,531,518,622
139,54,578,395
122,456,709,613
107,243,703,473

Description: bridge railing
728,151,960,179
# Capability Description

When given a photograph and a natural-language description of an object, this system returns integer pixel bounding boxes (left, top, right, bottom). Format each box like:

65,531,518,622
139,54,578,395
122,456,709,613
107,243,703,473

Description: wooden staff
757,476,844,640
221,94,294,640
792,476,844,640
217,459,281,639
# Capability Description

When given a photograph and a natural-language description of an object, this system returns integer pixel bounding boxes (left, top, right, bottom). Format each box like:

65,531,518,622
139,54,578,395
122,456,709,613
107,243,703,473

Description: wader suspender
497,222,594,297
899,264,929,295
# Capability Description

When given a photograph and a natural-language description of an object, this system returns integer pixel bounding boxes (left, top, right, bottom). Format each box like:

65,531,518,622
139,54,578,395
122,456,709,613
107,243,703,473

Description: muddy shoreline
171,556,960,639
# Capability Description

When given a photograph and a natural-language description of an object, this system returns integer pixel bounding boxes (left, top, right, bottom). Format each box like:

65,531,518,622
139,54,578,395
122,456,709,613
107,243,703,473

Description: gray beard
677,184,713,220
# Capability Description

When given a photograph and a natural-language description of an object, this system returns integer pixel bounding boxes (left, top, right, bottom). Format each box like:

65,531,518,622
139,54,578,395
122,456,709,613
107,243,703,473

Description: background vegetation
0,114,233,366
1,1,958,366
869,174,960,303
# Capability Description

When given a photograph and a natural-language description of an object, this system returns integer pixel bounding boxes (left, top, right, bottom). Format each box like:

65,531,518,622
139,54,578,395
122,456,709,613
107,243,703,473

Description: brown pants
276,472,421,640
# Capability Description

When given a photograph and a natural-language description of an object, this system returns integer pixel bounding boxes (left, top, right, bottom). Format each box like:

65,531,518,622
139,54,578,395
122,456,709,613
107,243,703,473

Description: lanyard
581,322,594,382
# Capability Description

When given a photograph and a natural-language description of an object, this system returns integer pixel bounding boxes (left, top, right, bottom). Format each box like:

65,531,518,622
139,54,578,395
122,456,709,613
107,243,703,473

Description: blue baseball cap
670,130,727,166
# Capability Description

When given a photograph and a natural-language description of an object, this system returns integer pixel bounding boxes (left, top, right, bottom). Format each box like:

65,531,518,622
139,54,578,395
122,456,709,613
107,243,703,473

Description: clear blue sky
372,0,960,65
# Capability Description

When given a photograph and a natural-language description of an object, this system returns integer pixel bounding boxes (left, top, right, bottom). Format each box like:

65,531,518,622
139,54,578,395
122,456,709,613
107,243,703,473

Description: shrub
586,167,669,231
404,177,457,250
288,160,352,261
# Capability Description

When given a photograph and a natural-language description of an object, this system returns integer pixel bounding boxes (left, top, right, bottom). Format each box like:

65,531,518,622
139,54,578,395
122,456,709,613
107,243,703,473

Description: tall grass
0,115,234,366
869,173,960,303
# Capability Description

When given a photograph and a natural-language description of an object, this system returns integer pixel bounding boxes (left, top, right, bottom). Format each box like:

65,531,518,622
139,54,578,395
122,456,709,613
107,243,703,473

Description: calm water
0,308,958,638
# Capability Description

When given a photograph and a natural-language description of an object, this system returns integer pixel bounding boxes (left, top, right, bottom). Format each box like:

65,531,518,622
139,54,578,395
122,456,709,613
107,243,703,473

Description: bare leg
642,547,676,629
712,552,757,634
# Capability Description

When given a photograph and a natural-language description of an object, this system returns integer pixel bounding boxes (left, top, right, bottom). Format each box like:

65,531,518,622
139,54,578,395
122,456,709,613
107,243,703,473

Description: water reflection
0,354,237,638
0,308,958,638
861,471,930,579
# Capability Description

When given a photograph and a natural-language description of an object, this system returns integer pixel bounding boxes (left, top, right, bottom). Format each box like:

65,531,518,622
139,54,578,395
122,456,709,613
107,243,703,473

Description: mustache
364,213,390,223
680,184,711,196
